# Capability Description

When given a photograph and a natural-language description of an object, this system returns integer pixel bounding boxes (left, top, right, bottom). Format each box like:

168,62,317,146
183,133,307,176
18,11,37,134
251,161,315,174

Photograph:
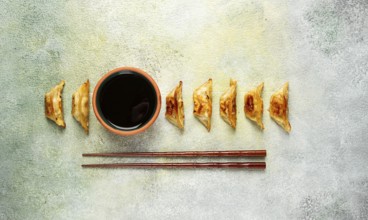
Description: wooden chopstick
82,150,266,158
82,162,266,169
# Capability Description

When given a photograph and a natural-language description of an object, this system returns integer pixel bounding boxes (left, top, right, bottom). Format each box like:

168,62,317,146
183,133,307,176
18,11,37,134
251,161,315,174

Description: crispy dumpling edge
220,79,237,128
244,82,264,129
44,80,66,128
269,82,291,132
193,78,212,131
72,80,90,133
165,81,184,129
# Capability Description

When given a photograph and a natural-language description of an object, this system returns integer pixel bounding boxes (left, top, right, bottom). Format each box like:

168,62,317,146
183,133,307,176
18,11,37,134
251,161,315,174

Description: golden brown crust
269,82,291,132
193,79,212,131
72,80,90,133
165,81,184,129
220,79,237,128
244,82,264,129
45,80,66,128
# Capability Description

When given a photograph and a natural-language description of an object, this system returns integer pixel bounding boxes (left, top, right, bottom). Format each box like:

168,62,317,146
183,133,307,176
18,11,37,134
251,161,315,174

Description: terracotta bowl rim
92,66,161,136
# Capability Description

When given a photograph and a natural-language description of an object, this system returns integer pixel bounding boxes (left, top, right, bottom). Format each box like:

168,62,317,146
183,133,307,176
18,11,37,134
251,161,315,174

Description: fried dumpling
45,80,66,128
165,81,184,129
269,82,291,132
72,80,89,133
220,79,237,128
193,79,212,131
244,82,264,129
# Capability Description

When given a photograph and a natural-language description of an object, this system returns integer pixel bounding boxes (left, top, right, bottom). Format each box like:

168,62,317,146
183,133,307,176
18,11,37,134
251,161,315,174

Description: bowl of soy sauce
93,67,161,136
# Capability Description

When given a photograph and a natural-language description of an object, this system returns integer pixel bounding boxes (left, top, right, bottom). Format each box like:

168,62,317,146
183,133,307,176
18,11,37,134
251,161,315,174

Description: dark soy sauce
98,71,157,130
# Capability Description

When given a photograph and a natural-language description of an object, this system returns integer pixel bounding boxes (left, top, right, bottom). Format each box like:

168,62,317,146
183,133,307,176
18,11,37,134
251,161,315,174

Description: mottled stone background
1,0,367,219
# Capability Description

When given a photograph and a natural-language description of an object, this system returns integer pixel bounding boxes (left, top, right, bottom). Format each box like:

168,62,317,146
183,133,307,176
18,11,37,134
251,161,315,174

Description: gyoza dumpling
220,79,237,128
72,80,89,133
269,82,291,132
244,82,264,129
45,80,66,128
193,79,212,131
165,81,184,129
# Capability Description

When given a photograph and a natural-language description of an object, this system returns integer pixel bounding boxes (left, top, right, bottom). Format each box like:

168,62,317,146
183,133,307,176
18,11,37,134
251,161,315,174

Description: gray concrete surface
1,0,368,219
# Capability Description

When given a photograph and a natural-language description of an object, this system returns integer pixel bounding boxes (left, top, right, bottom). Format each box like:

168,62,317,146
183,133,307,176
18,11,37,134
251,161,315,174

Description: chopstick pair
82,150,266,169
